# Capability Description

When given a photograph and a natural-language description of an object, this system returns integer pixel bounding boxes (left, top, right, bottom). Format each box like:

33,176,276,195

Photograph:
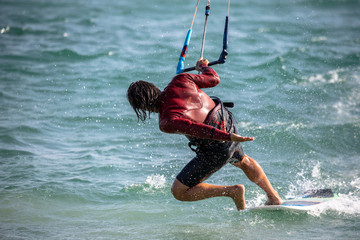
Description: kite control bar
176,0,230,74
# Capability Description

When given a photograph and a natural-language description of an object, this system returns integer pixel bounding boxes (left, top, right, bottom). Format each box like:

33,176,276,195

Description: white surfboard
251,189,337,212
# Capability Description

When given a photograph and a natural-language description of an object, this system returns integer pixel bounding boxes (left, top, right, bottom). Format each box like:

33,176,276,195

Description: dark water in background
1,0,359,239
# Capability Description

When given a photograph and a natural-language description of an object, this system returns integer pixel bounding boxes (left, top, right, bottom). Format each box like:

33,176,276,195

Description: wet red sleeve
190,67,220,88
159,117,231,141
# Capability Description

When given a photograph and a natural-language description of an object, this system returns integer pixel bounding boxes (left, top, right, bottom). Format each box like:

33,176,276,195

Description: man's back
158,68,231,141
159,69,219,123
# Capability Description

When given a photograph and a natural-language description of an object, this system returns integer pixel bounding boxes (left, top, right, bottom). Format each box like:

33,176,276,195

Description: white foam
303,68,360,124
332,89,360,119
1,26,10,34
144,174,167,190
285,162,327,199
350,178,360,190
308,69,345,84
123,174,167,193
285,122,306,131
286,160,360,217
247,190,267,208
308,193,360,217
311,36,327,42
311,162,321,179
332,193,360,215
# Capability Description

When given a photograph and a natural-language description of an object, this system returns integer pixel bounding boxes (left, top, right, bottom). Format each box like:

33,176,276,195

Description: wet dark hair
127,80,161,122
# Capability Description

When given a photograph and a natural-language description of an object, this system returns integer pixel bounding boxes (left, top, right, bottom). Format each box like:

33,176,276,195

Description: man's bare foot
265,192,282,205
229,184,246,211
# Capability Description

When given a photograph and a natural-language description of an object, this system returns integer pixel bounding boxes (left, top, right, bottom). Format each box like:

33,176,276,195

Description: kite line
176,0,230,74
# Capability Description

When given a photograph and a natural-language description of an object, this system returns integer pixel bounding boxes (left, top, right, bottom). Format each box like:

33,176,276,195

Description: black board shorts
176,98,244,188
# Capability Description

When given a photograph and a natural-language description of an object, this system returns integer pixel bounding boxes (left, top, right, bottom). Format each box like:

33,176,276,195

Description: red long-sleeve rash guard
158,67,231,141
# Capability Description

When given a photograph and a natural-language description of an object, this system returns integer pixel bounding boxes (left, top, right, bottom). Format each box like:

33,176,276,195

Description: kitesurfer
127,59,282,210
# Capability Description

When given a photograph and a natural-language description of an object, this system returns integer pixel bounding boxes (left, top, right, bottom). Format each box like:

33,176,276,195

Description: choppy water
1,0,360,239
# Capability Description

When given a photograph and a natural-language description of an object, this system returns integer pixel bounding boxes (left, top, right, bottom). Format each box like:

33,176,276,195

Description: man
127,58,282,210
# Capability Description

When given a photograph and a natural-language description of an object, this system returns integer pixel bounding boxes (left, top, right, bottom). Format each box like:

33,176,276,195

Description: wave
41,48,106,62
0,134,27,147
0,25,56,37
0,148,34,158
2,48,107,64
0,126,41,158
9,125,43,135
299,0,360,8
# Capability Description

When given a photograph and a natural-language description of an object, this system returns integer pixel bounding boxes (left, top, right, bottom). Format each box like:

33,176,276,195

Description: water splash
307,193,360,217
144,174,167,190
285,161,360,217
311,162,321,179
122,174,167,195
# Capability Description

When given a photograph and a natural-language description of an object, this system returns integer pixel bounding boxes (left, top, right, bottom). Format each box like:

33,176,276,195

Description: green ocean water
1,0,360,239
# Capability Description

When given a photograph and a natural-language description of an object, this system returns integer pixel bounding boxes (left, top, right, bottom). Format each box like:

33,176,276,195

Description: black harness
188,97,234,153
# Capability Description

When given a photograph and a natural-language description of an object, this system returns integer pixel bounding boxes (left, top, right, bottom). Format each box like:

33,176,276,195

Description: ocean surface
1,0,360,239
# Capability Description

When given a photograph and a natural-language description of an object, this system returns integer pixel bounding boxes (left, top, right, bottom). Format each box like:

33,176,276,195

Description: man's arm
189,58,220,88
160,117,230,141
160,117,254,142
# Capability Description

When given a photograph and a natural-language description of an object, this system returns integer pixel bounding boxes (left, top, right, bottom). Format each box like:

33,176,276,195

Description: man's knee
171,179,189,201
233,154,250,168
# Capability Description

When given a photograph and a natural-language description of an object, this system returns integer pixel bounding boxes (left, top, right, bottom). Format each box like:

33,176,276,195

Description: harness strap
188,97,234,153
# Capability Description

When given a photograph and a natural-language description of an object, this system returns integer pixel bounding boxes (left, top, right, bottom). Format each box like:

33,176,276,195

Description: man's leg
231,154,282,205
171,179,246,210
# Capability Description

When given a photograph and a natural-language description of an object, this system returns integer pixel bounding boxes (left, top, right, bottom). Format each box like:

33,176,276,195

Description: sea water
0,0,359,239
